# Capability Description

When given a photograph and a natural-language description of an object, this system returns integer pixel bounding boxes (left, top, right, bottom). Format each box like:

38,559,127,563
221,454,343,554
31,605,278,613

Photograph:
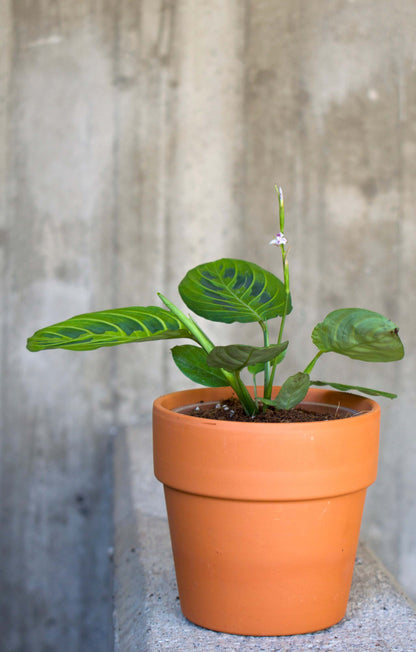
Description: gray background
1,1,415,650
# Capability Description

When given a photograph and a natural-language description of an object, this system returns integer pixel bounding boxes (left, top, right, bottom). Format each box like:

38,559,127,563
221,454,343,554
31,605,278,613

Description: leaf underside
312,308,404,362
273,372,311,410
171,345,229,387
26,306,192,352
179,258,291,324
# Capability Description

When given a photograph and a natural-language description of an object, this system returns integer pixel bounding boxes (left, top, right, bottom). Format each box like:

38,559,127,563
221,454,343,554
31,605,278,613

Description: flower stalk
265,186,291,399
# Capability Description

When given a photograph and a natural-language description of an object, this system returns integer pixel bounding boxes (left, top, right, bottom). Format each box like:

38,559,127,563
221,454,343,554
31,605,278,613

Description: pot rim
153,386,380,430
153,387,381,501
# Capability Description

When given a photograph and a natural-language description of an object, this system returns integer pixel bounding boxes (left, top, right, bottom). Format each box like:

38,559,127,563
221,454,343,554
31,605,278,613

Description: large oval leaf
206,343,288,372
171,345,229,387
26,306,192,351
178,258,291,323
312,308,404,362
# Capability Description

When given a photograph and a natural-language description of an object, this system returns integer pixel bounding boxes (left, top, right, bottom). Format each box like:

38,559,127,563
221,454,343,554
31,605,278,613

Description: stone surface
113,424,416,651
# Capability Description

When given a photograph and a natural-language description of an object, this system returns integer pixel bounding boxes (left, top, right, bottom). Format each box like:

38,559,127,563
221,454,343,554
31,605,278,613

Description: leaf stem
158,293,257,415
303,351,325,375
252,373,259,403
277,252,290,344
233,372,258,415
260,321,270,396
158,293,212,351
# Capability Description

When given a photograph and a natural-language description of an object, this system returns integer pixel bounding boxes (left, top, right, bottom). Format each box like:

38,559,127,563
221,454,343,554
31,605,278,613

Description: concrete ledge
113,424,416,651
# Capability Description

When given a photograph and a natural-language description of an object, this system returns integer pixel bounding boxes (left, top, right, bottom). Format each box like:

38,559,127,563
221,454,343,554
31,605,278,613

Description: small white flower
269,232,287,246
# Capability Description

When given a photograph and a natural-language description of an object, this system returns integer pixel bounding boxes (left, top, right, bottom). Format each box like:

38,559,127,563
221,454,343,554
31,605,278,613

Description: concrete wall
1,1,415,649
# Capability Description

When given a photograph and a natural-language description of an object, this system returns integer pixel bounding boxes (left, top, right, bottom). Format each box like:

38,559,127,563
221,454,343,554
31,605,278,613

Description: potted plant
27,188,404,636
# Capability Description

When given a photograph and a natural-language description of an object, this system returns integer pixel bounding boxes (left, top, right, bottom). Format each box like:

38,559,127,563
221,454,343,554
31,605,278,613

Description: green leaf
310,380,397,399
206,343,288,372
270,345,288,367
248,362,265,376
26,306,192,352
248,346,288,376
249,344,288,377
274,372,311,410
179,258,291,324
312,308,404,362
171,345,229,387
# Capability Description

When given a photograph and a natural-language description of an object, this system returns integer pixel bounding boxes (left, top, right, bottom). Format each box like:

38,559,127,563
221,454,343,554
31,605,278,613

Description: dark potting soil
186,397,351,423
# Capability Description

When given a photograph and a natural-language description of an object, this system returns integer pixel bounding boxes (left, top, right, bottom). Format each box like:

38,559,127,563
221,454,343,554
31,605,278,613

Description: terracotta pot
153,386,380,636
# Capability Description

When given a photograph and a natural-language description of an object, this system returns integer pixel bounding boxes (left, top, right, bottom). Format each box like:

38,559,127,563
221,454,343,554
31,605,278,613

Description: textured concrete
1,1,416,649
113,423,416,651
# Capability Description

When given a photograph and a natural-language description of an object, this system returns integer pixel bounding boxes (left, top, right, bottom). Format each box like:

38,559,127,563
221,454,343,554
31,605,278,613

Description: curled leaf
310,380,397,399
207,342,288,372
312,308,404,362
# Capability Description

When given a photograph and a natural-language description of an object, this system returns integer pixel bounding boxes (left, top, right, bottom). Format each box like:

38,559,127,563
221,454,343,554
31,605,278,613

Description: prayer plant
27,187,404,417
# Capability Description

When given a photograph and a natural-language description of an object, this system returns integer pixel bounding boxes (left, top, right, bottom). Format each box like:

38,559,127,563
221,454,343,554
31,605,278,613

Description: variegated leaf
27,306,192,351
179,258,291,324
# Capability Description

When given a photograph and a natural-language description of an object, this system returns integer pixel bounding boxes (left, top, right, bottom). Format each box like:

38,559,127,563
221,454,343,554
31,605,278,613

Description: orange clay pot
153,386,380,636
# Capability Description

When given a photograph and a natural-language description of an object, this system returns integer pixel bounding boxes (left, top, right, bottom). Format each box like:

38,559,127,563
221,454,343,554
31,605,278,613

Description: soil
185,397,351,423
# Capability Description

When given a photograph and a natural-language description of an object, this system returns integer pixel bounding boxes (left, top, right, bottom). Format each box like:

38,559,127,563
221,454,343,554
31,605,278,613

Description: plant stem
276,184,285,232
158,293,257,416
252,373,258,402
158,293,213,351
266,359,278,398
275,186,290,347
260,321,270,397
233,372,258,415
303,351,324,375
267,186,291,398
277,251,290,344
